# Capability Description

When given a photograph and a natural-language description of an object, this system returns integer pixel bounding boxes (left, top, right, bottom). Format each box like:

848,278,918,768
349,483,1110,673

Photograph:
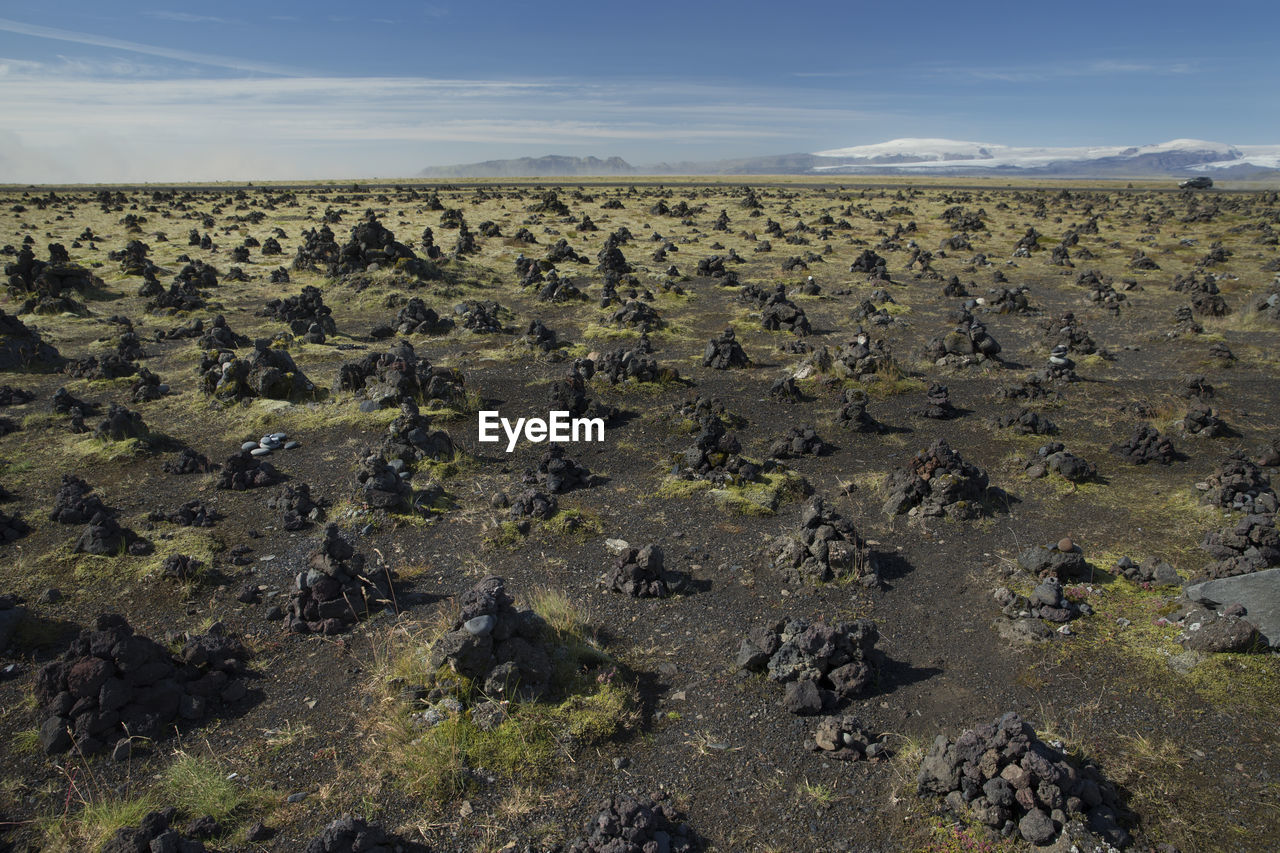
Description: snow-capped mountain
808,138,1280,176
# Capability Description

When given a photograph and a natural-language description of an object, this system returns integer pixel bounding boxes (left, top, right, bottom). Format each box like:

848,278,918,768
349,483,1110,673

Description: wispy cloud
144,11,238,25
0,16,303,75
1090,60,1193,75
928,58,1198,83
790,72,856,79
0,55,174,78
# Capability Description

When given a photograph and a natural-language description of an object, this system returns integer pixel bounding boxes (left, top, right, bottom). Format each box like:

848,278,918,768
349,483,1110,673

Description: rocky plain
0,177,1278,851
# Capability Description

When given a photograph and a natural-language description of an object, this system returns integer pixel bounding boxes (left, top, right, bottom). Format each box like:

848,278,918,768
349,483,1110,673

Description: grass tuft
158,751,251,822
370,586,632,810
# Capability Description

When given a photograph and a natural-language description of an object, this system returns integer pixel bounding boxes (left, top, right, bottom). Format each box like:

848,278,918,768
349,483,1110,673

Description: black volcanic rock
34,615,250,755
917,712,1131,848
883,439,989,519
736,616,880,712
567,792,699,853
0,308,61,369
338,340,466,409
703,327,752,369
771,497,879,586
287,525,392,635
1110,425,1177,465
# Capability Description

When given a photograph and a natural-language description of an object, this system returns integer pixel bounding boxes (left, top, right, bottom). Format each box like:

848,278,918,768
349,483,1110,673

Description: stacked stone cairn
767,425,829,459
702,327,752,369
338,341,465,409
601,544,671,597
1109,425,1177,465
567,792,699,853
807,716,891,762
916,711,1132,848
99,807,223,853
922,311,1002,366
993,408,1058,436
260,285,336,341
836,388,883,433
758,285,811,335
1023,443,1097,483
394,297,454,335
266,482,327,531
913,382,956,419
1182,401,1229,438
1198,514,1280,579
771,497,880,587
736,617,880,715
216,450,282,491
201,340,317,402
427,576,553,701
288,524,392,635
1199,452,1276,514
548,362,620,424
379,400,455,469
672,415,759,486
303,814,423,853
882,439,990,520
523,446,593,493
34,615,250,756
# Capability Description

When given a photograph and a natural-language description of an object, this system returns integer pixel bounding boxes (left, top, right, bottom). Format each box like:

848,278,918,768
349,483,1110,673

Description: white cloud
0,72,876,182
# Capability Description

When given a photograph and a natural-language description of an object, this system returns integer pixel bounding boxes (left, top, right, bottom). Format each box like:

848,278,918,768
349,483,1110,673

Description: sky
0,0,1276,182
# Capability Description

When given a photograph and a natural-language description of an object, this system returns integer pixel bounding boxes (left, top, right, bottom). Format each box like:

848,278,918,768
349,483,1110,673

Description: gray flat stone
463,614,496,636
1186,567,1280,647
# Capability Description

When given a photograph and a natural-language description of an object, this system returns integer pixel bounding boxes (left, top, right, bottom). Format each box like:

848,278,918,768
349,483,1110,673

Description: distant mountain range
418,155,634,178
418,139,1280,179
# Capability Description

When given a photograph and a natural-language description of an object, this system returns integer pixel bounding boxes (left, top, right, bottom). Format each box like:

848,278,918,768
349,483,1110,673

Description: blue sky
0,0,1276,181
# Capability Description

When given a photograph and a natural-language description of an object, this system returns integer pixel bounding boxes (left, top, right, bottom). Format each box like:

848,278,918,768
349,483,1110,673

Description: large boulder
1184,569,1280,648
